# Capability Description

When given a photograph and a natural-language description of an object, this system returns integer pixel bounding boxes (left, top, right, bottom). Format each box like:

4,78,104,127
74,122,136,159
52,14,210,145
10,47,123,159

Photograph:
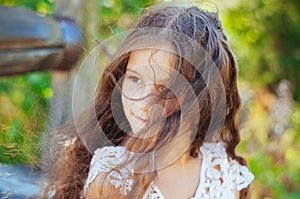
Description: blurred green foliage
224,0,300,197
0,0,54,15
224,0,300,102
0,0,300,198
0,72,51,163
99,0,156,38
237,94,300,198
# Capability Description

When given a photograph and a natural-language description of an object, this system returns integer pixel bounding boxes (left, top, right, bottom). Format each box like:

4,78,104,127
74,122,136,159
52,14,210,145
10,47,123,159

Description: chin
129,125,145,136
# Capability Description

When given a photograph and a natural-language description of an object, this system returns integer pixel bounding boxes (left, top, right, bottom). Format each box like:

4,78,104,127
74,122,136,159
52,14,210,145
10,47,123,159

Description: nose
134,83,157,112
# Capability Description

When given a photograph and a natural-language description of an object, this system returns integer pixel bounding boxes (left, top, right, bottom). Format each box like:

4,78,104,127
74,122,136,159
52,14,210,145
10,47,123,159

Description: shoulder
92,145,127,169
83,146,128,196
200,142,254,191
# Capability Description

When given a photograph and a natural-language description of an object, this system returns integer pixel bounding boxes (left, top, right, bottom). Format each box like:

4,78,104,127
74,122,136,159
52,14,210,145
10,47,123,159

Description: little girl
43,3,254,199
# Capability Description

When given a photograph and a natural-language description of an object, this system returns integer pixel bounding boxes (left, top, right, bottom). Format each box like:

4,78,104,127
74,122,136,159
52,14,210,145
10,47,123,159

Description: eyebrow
126,68,172,85
126,69,140,75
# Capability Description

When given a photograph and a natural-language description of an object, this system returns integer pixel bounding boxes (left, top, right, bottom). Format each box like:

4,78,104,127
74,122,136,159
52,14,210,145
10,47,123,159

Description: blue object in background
0,163,41,199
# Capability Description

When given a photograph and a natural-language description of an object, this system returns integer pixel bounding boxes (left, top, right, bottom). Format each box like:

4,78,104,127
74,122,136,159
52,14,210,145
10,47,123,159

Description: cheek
121,93,131,118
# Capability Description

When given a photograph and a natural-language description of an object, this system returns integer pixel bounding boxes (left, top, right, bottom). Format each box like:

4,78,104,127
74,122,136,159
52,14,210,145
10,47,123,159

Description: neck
156,131,196,169
169,150,194,167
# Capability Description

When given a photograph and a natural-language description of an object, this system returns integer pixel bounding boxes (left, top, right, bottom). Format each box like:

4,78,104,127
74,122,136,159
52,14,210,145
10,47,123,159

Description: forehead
126,48,175,82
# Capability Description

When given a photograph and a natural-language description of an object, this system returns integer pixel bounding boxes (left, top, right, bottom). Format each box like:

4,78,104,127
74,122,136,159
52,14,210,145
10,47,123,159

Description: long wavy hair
42,4,251,199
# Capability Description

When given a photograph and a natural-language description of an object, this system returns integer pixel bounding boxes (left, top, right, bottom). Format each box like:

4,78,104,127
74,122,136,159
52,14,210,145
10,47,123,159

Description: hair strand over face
42,4,251,199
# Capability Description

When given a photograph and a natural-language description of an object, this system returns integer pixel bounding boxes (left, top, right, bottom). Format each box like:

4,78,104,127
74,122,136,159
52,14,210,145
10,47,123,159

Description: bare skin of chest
155,157,202,199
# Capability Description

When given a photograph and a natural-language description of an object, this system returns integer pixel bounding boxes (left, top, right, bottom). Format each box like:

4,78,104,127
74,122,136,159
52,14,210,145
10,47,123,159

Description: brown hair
42,4,251,199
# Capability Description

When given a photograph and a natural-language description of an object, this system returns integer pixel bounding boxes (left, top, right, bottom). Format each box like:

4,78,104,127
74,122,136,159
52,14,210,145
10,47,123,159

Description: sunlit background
0,0,299,198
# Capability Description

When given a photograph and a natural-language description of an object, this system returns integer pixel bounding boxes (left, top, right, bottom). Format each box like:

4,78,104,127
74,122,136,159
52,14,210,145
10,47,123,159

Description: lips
132,112,148,125
134,114,148,124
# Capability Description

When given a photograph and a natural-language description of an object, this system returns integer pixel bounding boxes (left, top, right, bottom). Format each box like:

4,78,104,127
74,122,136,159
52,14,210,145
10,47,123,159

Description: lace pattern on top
193,142,255,199
83,143,254,199
142,182,164,199
83,146,133,195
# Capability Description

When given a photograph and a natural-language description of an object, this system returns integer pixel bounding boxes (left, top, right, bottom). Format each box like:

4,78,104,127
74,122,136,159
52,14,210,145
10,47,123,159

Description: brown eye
127,75,143,85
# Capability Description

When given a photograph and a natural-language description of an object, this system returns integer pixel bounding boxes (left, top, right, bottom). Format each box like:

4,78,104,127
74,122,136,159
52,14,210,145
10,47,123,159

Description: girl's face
121,48,174,135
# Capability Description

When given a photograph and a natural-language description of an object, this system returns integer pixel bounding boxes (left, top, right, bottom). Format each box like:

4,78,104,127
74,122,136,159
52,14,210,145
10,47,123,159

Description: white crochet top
83,142,254,199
